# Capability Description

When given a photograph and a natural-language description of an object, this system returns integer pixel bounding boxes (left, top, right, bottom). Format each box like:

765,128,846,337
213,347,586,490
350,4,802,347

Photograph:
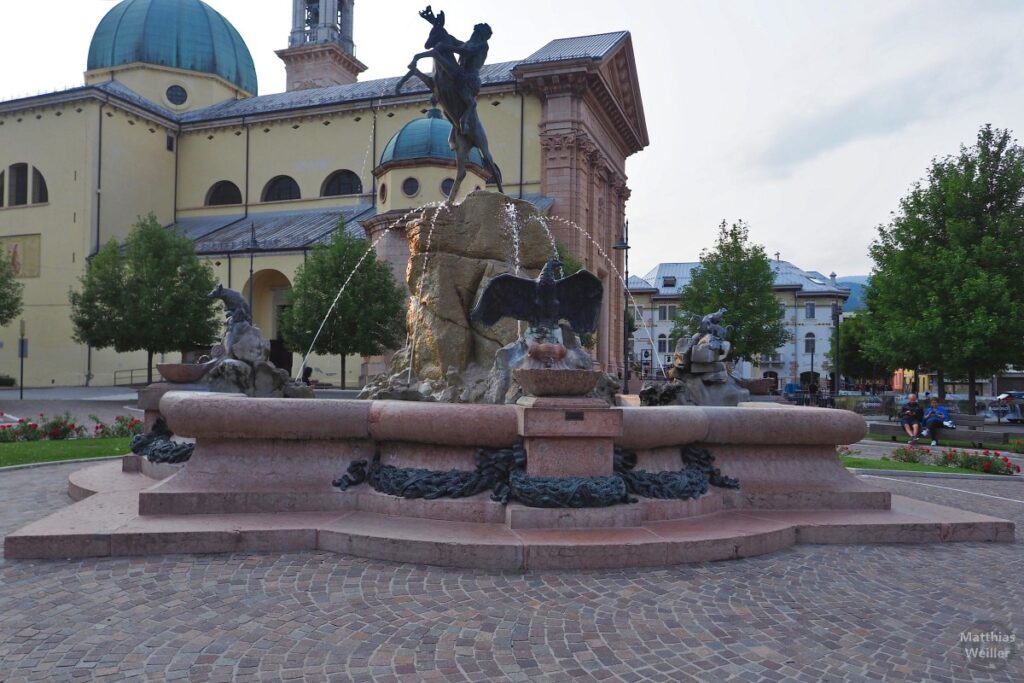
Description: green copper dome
380,110,484,167
88,0,258,95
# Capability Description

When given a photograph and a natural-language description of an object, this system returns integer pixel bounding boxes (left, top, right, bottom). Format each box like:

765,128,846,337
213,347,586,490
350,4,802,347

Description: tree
70,213,219,384
867,125,1024,411
671,220,788,360
279,225,405,389
830,313,894,384
0,257,24,327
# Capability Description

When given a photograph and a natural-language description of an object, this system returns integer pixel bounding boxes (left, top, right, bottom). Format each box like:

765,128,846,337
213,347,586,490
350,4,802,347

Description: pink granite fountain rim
159,391,866,448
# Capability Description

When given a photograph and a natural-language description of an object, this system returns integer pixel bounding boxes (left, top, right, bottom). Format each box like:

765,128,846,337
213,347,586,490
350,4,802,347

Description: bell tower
277,0,366,91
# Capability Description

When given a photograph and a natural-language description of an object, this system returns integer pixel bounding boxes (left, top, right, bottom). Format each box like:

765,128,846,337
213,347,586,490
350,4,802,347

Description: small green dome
380,110,484,167
88,0,258,95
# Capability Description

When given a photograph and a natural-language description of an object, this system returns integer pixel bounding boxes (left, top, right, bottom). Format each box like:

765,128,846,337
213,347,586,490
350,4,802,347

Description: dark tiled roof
94,81,179,119
179,61,519,123
520,32,629,65
187,205,373,254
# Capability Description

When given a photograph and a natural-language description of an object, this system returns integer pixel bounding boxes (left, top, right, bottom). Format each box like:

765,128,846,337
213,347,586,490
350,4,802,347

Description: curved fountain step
68,460,161,502
5,490,1013,568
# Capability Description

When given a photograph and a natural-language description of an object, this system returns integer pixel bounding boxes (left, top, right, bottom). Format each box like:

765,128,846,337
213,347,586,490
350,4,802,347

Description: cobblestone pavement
0,464,1022,682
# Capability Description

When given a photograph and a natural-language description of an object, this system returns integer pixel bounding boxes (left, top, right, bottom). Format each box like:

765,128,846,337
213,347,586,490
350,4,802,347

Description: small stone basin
513,368,602,397
157,361,215,384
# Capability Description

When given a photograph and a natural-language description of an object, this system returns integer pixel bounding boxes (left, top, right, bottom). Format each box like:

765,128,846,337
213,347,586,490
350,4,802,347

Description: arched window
31,167,48,204
657,334,667,354
804,332,816,354
321,169,362,197
8,163,28,206
262,175,300,202
206,181,242,206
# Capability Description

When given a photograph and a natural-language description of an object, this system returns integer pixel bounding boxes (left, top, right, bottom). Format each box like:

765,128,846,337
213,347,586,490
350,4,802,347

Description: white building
628,260,850,390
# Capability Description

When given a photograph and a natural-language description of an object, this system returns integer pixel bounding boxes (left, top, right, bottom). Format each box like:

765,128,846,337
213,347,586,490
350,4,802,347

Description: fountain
2,8,1013,568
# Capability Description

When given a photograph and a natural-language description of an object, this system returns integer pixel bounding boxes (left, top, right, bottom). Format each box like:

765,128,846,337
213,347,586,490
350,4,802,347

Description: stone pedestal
515,397,622,477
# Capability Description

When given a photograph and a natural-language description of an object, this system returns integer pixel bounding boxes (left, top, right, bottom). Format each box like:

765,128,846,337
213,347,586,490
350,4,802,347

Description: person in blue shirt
922,397,951,446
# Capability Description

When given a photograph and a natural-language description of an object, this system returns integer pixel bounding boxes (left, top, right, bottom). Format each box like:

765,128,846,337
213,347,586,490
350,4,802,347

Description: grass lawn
0,438,132,468
841,455,993,476
862,433,1022,453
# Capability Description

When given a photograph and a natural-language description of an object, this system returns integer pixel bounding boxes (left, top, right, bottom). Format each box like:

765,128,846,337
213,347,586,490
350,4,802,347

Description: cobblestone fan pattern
0,464,1021,682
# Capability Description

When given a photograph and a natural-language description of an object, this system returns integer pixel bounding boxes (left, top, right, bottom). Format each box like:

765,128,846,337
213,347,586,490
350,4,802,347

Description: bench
868,414,1011,446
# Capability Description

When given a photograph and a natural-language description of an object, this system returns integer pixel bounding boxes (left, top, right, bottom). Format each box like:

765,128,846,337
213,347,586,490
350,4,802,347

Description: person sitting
899,393,924,443
922,397,951,446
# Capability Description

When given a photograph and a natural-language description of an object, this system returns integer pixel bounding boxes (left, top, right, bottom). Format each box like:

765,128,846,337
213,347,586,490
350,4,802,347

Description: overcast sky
2,0,1021,278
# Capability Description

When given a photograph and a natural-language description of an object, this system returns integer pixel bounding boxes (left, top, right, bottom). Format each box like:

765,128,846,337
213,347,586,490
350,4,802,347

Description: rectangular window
658,305,678,321
9,163,28,206
668,305,677,320
805,302,816,319
634,305,644,321
657,337,667,353
0,171,4,208
166,135,175,152
662,276,676,287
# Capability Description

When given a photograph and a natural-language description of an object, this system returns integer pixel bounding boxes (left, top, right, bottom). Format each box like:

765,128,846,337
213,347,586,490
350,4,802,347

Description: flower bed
889,444,1020,475
0,411,143,443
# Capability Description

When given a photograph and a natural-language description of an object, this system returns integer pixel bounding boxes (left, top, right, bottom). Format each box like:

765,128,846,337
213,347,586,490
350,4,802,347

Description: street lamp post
613,222,630,389
832,300,841,395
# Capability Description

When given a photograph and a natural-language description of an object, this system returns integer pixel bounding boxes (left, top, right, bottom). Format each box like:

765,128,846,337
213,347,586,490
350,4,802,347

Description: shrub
0,374,15,387
89,414,144,439
891,445,934,464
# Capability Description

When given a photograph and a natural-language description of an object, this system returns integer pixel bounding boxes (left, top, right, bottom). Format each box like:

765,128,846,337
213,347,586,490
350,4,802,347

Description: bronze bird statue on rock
470,258,603,333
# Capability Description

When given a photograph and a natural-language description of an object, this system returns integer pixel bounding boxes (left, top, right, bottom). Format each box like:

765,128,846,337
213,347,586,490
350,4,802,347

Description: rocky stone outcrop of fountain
359,191,618,403
640,307,750,407
155,285,313,399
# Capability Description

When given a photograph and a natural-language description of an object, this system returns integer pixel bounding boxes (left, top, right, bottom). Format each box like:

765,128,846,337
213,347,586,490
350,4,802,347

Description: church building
0,0,648,387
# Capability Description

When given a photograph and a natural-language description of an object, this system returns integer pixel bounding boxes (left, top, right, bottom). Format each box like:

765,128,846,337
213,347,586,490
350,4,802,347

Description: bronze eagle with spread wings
470,259,603,333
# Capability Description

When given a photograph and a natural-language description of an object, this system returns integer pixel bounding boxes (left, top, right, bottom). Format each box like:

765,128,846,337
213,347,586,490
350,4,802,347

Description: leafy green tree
671,220,788,360
70,213,219,384
279,225,405,388
0,257,24,327
867,125,1024,410
829,313,894,384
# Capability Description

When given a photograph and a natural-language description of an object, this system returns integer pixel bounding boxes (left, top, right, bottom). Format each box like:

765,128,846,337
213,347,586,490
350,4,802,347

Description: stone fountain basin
5,393,1014,569
156,361,216,384
513,368,602,396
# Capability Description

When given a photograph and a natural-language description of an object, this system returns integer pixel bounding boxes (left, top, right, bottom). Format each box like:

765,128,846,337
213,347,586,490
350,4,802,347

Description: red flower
28,423,37,429
983,461,992,472
1016,465,1022,473
983,450,990,455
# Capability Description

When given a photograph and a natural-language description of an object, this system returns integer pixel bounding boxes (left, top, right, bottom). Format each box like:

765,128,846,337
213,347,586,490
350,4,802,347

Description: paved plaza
0,459,1020,682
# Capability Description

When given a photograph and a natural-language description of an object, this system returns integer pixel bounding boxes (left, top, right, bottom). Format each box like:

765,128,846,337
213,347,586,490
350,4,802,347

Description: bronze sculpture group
397,5,504,201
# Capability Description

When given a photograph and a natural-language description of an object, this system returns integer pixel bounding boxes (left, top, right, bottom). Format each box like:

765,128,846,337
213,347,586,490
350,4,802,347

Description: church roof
178,61,519,124
87,0,258,95
520,32,629,65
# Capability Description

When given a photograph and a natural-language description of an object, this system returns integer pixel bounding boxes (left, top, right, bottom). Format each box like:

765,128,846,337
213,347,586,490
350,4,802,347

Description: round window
441,178,455,197
166,85,188,106
379,183,387,203
402,177,420,197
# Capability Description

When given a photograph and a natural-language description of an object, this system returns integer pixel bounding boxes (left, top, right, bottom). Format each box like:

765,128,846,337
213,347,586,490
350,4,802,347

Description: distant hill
837,276,869,312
